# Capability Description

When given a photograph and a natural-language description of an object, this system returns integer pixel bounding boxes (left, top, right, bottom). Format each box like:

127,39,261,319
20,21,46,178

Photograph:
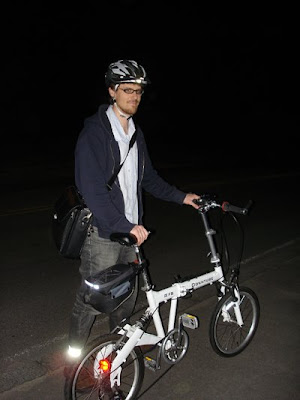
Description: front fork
218,283,244,326
214,262,243,327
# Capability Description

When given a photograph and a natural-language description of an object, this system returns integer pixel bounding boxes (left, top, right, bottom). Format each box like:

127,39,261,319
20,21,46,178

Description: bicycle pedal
180,313,199,329
144,356,157,371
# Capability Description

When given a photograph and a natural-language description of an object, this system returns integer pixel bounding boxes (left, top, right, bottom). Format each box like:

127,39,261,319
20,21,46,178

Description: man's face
109,83,144,116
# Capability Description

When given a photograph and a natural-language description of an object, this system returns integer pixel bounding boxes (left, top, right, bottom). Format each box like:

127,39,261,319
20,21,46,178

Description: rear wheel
209,286,260,357
64,334,145,399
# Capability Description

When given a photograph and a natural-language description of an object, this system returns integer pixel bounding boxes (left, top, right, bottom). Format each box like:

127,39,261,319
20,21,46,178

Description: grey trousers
68,226,138,349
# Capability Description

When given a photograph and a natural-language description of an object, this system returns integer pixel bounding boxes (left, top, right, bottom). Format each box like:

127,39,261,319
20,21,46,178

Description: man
67,59,200,358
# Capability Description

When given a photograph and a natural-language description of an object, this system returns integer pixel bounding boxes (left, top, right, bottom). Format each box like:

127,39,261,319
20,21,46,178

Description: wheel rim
72,340,141,399
214,290,258,355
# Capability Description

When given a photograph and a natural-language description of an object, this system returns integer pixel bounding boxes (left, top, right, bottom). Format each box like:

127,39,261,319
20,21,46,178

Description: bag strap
106,130,137,191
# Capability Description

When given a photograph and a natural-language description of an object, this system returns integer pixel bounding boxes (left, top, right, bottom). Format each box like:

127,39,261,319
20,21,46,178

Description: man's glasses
120,88,144,95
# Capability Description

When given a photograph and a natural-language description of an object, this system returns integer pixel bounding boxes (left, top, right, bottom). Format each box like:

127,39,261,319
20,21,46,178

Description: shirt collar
106,105,135,144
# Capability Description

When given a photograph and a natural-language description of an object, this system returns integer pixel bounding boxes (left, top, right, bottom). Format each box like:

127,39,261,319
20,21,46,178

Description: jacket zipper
109,140,121,190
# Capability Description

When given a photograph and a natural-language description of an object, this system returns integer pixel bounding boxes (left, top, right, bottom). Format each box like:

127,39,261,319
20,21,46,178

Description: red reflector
99,359,110,372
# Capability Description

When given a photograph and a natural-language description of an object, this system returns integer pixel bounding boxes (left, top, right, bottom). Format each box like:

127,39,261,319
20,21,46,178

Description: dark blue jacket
75,104,186,238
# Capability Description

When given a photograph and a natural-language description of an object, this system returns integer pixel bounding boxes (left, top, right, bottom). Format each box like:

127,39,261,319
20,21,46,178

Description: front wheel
64,334,145,400
209,286,260,357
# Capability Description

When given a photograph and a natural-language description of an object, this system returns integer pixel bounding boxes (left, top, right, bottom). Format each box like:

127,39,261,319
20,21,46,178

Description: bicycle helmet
105,59,150,87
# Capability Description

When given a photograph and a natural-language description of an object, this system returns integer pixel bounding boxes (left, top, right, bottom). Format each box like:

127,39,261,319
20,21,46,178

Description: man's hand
183,193,201,209
130,225,149,246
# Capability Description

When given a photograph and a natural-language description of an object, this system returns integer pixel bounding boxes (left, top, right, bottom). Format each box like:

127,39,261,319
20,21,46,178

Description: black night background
1,5,300,398
2,4,299,179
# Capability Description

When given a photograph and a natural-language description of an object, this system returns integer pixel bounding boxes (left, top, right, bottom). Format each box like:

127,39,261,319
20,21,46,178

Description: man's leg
68,284,98,350
67,227,136,352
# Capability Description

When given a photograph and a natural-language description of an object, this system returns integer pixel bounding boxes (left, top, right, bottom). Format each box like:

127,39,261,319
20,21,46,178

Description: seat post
134,245,152,291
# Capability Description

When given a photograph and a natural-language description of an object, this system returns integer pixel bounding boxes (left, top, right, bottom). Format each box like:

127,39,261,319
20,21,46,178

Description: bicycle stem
200,211,221,265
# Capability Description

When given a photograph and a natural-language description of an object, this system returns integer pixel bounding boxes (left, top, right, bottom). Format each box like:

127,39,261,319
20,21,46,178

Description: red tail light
99,359,111,372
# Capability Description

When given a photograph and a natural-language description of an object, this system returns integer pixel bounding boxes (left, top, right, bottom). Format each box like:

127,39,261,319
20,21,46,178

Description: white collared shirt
106,105,138,224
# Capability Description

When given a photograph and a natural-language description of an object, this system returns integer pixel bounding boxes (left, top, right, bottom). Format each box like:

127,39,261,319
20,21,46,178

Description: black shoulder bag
52,130,137,259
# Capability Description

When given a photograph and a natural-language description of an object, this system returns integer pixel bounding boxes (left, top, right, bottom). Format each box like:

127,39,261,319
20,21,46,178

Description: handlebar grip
244,200,254,211
222,202,249,215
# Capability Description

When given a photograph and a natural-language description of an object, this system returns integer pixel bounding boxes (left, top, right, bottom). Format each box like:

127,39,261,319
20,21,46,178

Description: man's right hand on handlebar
130,225,149,246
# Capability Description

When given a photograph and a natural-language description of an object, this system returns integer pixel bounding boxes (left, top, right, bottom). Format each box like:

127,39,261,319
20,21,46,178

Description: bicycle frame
68,196,258,400
106,209,233,387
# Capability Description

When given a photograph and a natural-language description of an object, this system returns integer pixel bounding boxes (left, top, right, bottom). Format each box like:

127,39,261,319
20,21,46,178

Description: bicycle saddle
110,232,137,246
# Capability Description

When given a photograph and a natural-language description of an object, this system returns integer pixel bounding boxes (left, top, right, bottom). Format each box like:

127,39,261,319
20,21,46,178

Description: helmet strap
113,100,132,120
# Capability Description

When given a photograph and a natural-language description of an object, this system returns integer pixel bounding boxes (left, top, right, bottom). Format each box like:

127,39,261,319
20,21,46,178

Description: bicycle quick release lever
222,200,253,215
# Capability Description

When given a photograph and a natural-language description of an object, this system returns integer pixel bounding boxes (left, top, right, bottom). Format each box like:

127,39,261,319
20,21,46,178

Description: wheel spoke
210,287,260,357
65,334,145,400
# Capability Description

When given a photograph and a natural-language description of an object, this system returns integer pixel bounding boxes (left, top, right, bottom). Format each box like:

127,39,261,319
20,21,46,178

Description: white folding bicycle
64,194,260,400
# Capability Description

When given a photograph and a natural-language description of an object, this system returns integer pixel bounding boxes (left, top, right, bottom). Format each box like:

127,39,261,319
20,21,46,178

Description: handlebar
193,195,253,215
222,200,253,215
111,195,252,248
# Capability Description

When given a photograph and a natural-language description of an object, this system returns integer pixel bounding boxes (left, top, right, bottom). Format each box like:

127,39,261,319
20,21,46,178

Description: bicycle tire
209,286,260,357
64,333,145,400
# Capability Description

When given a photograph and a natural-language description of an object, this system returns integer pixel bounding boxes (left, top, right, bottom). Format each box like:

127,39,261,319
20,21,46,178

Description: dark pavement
0,237,299,399
0,161,299,399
